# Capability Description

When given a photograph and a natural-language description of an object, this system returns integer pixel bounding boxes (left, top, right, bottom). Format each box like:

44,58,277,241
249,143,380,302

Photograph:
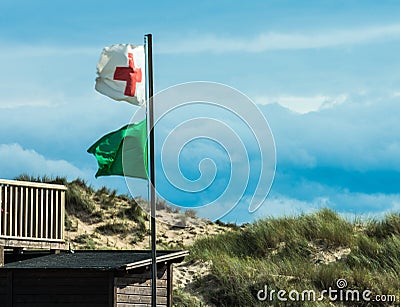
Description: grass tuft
96,222,130,236
65,181,95,216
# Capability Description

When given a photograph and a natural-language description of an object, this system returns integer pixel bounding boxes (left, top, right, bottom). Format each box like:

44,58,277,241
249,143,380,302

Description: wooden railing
0,179,66,244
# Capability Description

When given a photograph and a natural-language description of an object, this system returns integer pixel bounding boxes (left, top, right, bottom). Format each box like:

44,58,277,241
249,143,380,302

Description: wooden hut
0,179,189,306
0,250,188,307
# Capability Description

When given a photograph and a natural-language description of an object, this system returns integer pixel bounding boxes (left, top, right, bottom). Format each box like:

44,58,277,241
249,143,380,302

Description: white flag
95,44,145,106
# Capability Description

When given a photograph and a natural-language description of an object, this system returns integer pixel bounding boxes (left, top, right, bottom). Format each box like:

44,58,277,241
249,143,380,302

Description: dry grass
186,209,400,306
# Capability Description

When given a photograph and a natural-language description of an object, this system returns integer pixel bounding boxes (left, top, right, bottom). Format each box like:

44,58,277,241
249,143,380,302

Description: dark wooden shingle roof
2,250,188,270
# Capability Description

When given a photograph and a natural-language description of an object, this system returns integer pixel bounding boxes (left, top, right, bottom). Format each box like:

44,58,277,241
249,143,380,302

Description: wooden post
0,245,4,266
50,249,60,254
167,263,173,307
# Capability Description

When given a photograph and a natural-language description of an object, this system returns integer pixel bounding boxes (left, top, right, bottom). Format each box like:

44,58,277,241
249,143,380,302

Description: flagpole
145,33,157,307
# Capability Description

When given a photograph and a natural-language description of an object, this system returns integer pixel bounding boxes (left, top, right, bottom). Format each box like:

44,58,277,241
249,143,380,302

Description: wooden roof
2,250,188,271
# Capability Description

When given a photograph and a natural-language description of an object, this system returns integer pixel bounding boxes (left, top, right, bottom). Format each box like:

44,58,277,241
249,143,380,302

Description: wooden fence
0,179,66,246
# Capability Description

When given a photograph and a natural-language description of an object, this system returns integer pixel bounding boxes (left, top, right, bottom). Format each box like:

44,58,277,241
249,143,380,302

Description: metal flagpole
145,33,157,307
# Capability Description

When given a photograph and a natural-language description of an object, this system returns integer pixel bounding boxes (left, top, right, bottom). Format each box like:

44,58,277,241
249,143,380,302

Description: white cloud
0,99,55,109
251,192,400,222
0,143,88,180
255,94,347,113
4,23,400,57
0,43,98,58
223,180,400,222
159,24,400,54
252,196,322,220
262,93,400,172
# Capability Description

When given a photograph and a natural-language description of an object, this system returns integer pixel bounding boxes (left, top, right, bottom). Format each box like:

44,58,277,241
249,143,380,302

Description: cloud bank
159,24,400,54
162,92,400,222
0,143,87,180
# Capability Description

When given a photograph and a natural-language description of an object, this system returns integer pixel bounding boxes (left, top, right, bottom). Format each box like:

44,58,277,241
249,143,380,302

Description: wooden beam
0,245,4,266
0,237,65,250
0,179,67,191
167,263,172,307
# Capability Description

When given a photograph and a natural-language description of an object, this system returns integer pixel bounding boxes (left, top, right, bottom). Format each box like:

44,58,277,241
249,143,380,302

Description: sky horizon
1,0,400,223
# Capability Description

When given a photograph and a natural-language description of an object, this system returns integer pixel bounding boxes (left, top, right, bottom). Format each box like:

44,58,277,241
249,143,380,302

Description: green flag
87,119,148,179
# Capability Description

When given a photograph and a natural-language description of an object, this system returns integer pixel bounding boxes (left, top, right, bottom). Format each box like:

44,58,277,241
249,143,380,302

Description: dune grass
13,175,400,305
185,209,400,306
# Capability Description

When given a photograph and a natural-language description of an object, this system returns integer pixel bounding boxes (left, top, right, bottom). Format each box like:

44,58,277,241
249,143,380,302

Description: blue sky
1,0,400,223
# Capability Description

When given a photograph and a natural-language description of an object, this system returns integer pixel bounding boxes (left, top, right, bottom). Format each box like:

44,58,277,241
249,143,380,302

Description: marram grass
186,209,400,306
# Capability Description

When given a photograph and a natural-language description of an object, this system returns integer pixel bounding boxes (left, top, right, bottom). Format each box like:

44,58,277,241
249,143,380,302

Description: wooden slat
19,186,23,236
116,294,167,305
45,189,49,239
116,304,165,307
116,269,168,280
60,190,65,240
49,189,53,239
12,186,16,236
0,245,3,266
0,238,64,250
9,186,13,236
40,189,44,238
30,187,34,238
116,286,167,296
24,187,28,237
54,190,59,239
115,278,167,288
35,188,39,238
167,263,172,307
3,186,8,236
12,186,15,236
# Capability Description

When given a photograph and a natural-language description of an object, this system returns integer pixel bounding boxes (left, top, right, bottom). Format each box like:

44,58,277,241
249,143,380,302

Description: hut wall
0,270,12,306
0,261,178,307
114,264,171,307
0,270,112,307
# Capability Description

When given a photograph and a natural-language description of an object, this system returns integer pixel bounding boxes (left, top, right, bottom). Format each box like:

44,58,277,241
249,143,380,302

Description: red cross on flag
95,44,145,106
